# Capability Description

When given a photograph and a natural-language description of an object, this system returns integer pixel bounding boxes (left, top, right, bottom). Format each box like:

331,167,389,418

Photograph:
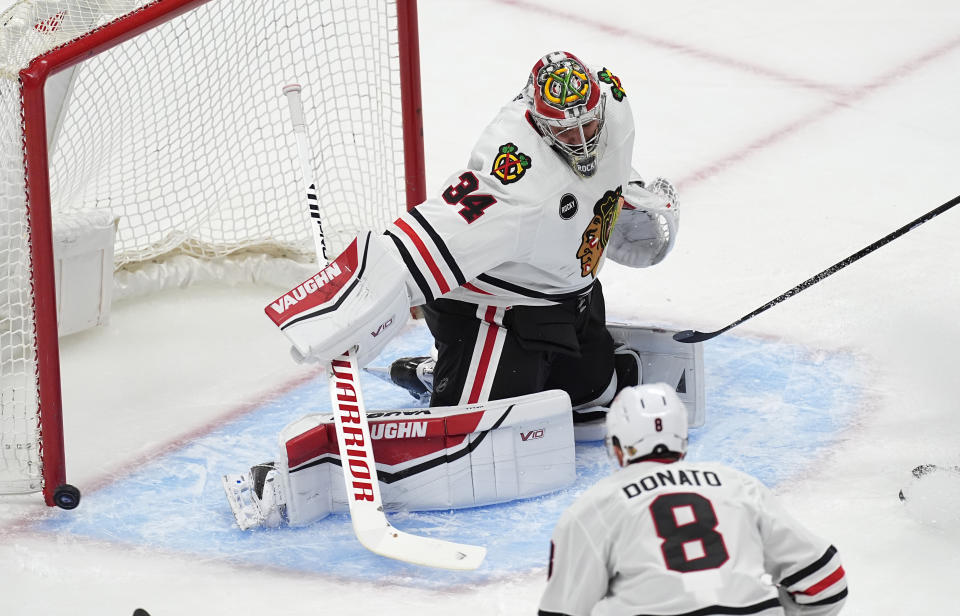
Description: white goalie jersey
384,65,665,309
268,64,679,366
539,460,847,616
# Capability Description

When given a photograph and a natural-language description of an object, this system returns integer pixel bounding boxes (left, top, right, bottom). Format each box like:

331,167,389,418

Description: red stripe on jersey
395,218,450,294
462,282,493,295
800,566,845,596
467,306,501,404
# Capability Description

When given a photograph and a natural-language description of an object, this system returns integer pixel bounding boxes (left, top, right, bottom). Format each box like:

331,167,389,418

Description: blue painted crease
37,326,862,587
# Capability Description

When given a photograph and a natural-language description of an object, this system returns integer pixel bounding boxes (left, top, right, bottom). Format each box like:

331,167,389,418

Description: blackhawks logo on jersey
491,142,531,185
577,187,622,278
598,68,626,102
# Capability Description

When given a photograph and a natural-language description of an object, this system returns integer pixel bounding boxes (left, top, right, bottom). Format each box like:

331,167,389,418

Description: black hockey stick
674,193,960,343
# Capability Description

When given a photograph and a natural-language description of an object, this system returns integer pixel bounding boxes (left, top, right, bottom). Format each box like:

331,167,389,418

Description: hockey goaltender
223,50,702,531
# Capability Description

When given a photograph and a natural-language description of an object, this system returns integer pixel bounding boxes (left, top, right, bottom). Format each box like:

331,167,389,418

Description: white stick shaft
280,82,485,570
283,84,327,262
328,351,390,528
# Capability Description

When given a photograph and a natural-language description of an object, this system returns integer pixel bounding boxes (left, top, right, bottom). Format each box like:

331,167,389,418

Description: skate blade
221,473,265,531
363,365,393,384
364,365,431,403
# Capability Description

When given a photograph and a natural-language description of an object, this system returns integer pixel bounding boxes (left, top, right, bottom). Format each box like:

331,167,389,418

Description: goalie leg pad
274,389,575,526
606,322,705,428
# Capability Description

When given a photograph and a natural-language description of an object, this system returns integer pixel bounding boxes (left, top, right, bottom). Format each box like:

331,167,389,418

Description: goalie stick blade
329,352,486,570
358,524,487,571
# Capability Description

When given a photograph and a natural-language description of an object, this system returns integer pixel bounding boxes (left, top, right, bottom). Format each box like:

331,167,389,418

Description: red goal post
0,0,425,506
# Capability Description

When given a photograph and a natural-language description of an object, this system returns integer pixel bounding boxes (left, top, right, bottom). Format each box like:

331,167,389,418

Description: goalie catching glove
265,232,410,367
607,175,679,268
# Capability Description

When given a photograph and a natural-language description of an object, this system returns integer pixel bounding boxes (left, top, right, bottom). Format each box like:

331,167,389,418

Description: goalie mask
606,383,688,466
526,51,606,178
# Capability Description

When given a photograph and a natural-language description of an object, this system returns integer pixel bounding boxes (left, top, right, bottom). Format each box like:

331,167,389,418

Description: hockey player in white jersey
271,50,680,423
538,383,848,616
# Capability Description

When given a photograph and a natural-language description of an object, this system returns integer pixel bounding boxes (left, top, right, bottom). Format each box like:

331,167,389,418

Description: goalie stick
282,83,485,570
674,193,960,343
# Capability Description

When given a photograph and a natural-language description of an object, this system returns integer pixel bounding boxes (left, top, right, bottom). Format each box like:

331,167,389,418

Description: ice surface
2,1,960,615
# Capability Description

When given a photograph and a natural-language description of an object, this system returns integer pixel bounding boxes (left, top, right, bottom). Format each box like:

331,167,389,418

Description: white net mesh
0,0,410,494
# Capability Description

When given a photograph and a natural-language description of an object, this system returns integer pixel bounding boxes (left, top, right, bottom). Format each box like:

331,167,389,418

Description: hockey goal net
0,0,424,506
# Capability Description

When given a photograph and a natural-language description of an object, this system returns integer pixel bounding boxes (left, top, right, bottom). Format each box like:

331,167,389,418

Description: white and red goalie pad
275,389,575,526
608,322,705,428
265,232,411,366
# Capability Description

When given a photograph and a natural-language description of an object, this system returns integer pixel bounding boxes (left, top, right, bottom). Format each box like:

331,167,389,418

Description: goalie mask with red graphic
526,51,606,177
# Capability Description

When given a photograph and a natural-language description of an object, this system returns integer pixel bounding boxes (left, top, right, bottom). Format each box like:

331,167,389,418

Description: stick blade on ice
672,329,718,343
359,524,487,571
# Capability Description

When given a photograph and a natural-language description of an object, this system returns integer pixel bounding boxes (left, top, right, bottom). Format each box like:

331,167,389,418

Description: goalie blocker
223,389,575,529
265,231,410,367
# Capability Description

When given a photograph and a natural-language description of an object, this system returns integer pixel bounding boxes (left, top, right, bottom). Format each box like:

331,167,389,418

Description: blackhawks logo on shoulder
491,142,531,185
598,68,626,102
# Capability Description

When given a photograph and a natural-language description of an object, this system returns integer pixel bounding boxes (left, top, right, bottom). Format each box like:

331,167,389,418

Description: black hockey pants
422,281,615,411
